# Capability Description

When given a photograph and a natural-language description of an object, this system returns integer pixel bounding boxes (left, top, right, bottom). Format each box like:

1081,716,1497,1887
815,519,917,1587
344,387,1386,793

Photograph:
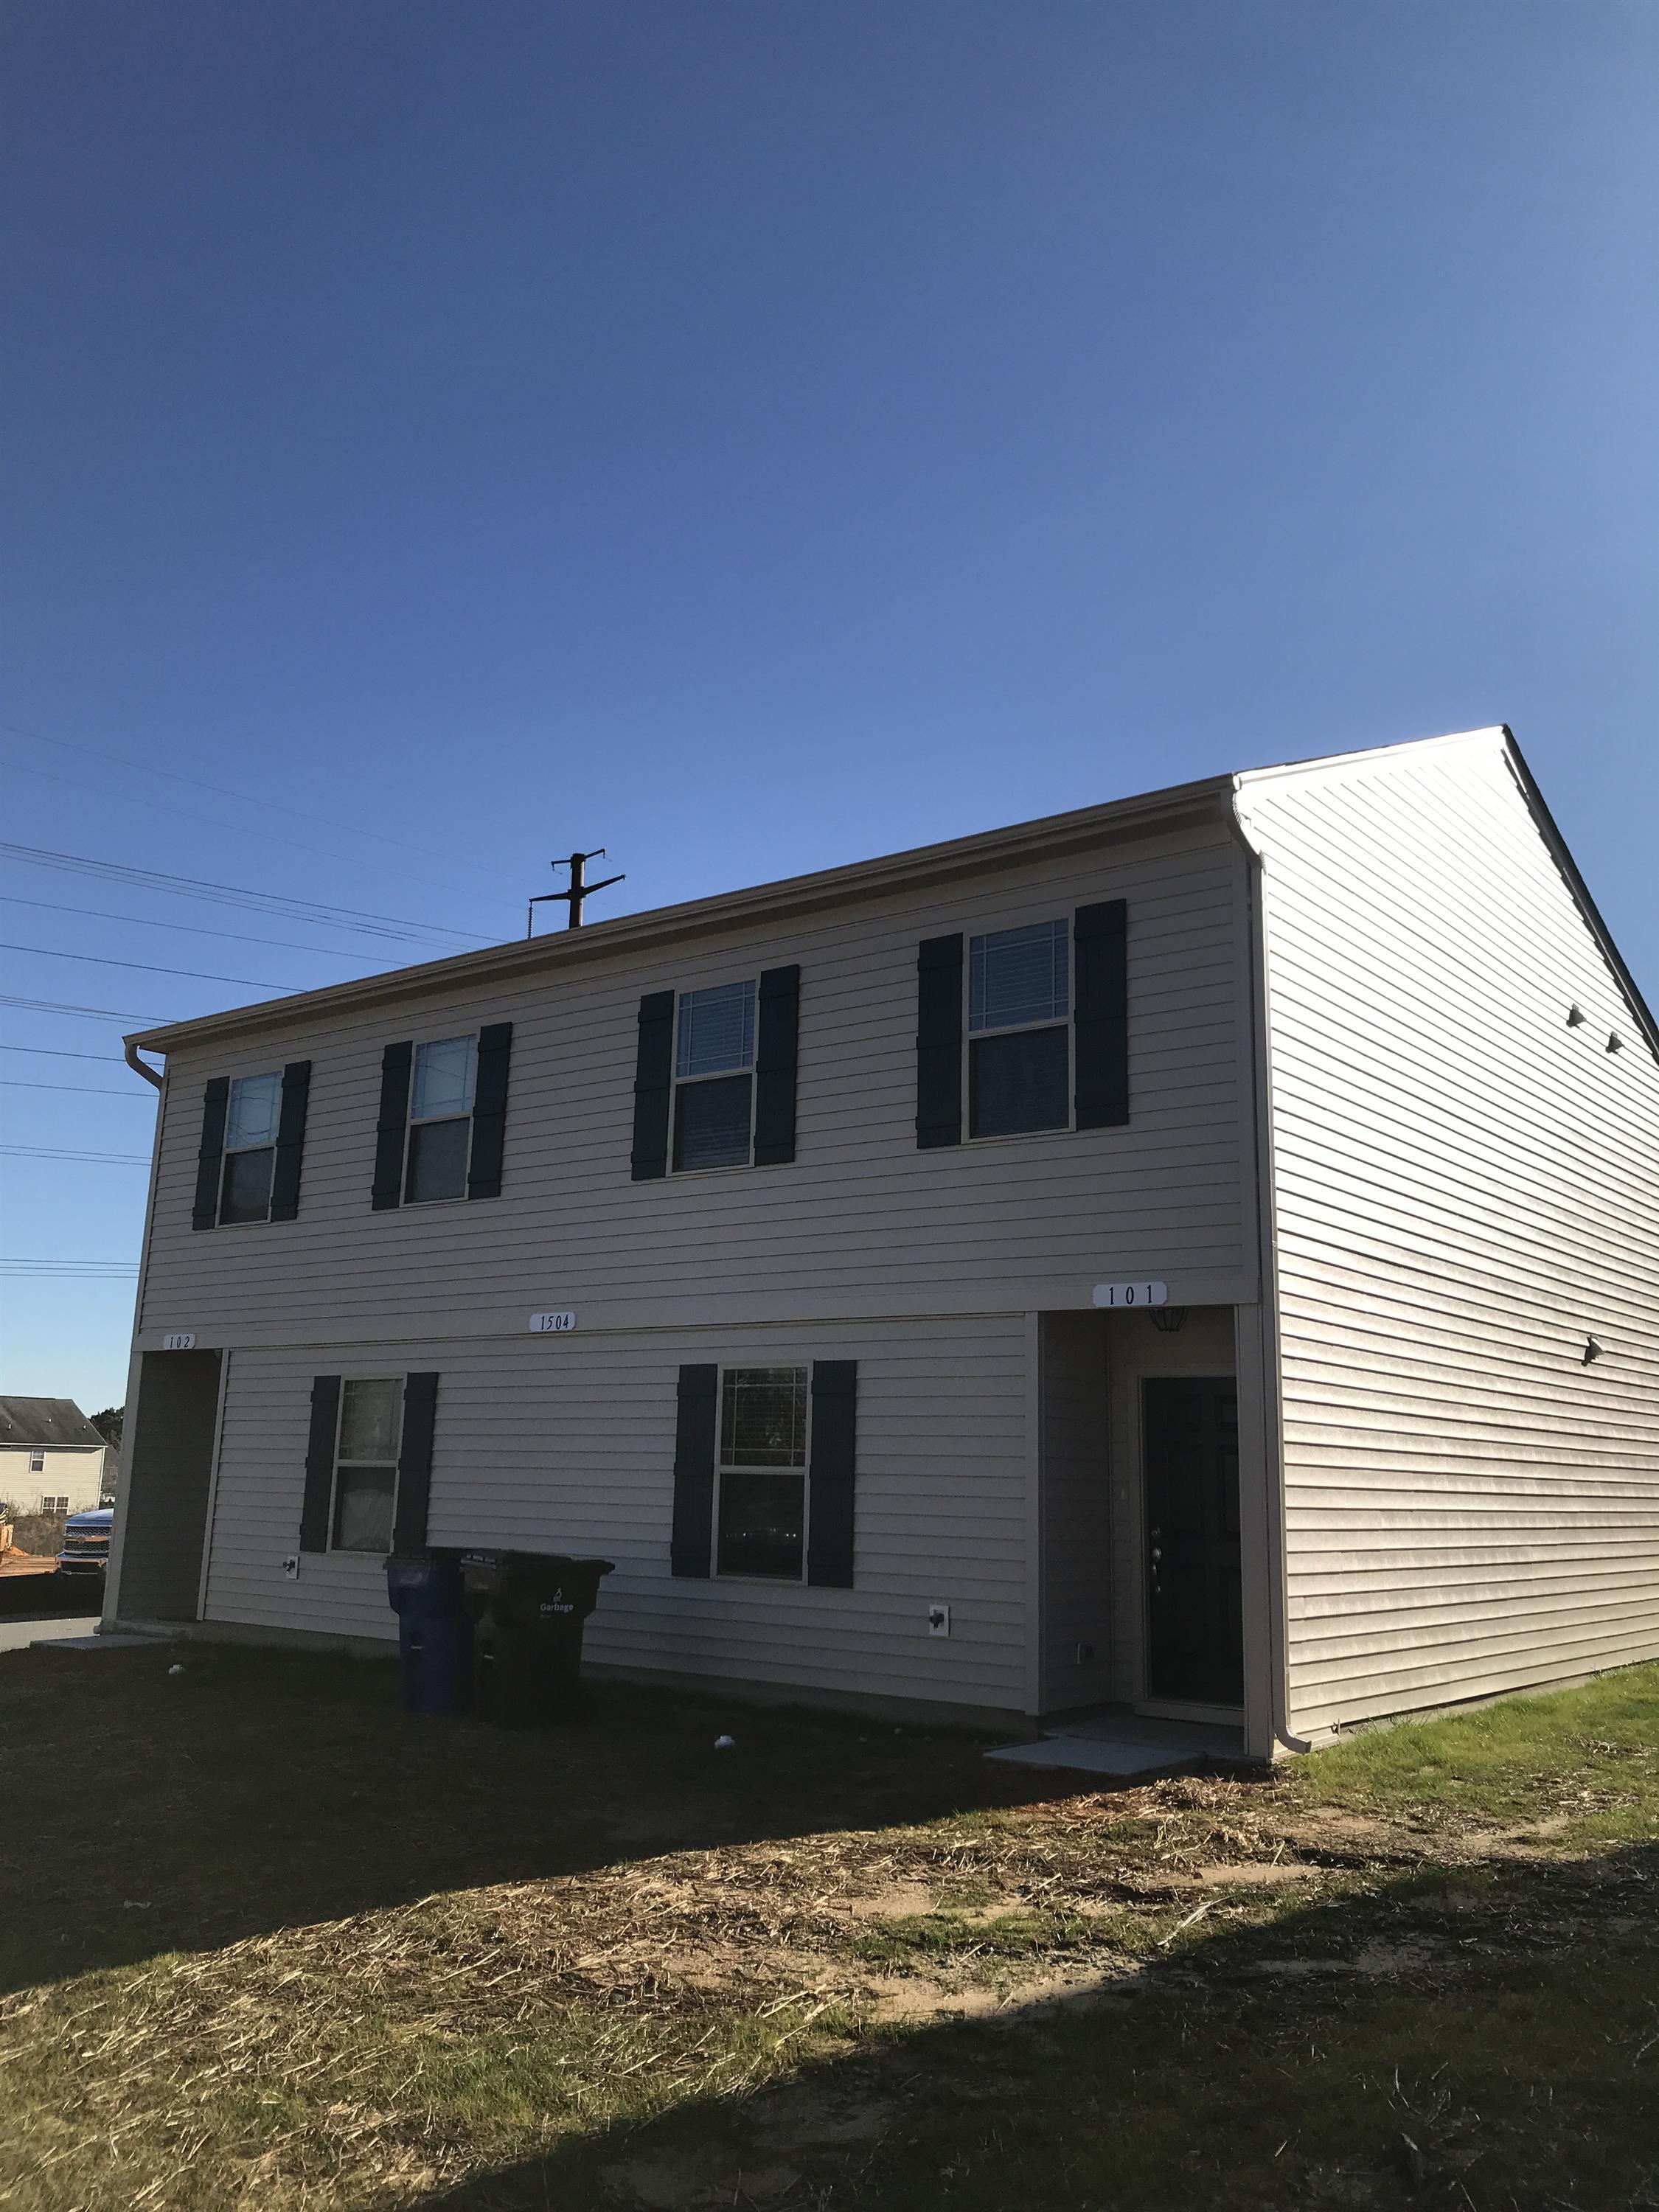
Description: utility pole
526,850,625,937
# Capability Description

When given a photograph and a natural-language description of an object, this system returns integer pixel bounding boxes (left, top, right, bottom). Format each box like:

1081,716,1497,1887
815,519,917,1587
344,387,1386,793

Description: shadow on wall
1,1639,1086,2001
405,1842,1659,2212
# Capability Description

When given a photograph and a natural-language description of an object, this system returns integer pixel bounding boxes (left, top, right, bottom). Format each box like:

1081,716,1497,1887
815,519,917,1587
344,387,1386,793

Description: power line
0,996,175,1023
0,939,304,990
1,754,525,918
1,1079,152,1096
0,1259,139,1276
0,1144,150,1163
0,1044,124,1062
0,842,493,947
1,713,524,897
0,893,396,964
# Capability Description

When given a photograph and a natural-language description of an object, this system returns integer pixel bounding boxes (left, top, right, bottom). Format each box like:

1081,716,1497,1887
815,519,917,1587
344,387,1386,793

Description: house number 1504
528,1311,578,1333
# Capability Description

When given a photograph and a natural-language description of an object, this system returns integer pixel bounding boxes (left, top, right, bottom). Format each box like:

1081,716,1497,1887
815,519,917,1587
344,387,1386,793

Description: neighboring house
0,1399,111,1514
102,728,1659,1757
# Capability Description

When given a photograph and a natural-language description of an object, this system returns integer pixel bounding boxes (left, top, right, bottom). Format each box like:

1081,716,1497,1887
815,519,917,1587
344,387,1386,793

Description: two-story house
0,1398,111,1514
103,728,1659,1759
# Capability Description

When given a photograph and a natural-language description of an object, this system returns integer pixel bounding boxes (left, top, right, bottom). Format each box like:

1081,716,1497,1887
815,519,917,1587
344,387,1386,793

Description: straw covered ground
2,1640,1657,2210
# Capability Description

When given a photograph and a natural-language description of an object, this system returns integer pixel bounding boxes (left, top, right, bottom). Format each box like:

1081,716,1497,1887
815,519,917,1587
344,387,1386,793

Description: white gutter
125,1040,164,1089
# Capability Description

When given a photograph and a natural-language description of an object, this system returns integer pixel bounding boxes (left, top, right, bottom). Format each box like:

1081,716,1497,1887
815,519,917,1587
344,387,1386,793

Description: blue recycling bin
385,1551,473,1717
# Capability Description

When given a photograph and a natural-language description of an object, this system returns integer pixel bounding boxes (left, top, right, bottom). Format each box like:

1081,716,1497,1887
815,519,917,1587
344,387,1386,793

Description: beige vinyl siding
1238,734,1659,1736
201,1315,1031,1714
0,1447,107,1512
136,827,1251,1346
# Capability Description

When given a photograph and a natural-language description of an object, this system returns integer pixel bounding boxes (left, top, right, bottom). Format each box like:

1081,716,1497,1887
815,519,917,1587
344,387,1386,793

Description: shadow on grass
408,1841,1659,2212
1,1637,1119,1999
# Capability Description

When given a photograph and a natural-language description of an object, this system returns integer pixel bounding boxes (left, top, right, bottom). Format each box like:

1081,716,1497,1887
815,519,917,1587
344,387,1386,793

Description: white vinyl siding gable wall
1238,735,1659,1738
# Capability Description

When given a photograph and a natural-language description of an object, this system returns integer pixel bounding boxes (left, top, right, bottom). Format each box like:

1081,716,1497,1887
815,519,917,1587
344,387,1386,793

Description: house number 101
1091,1281,1168,1309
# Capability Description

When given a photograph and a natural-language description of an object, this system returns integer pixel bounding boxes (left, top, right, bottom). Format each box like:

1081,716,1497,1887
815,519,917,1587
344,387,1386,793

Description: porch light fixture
1150,1307,1188,1334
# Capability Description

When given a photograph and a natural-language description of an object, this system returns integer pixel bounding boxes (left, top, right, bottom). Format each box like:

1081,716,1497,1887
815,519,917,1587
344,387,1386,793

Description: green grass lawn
2,1639,1656,2211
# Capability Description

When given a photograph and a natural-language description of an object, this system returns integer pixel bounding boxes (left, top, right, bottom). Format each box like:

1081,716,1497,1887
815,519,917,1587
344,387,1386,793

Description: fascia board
125,779,1234,1058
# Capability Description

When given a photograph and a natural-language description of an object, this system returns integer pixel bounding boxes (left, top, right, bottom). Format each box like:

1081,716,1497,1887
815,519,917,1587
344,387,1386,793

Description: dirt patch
1197,1860,1316,1887
836,1881,939,1921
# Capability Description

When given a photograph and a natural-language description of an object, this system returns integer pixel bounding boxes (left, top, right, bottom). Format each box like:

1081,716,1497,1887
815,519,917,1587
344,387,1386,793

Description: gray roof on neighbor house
0,1398,106,1450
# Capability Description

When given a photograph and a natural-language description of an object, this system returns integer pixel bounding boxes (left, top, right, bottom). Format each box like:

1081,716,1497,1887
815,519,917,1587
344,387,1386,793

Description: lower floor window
970,1023,1070,1137
717,1470,805,1577
716,1366,808,1578
333,1377,402,1553
41,1495,69,1514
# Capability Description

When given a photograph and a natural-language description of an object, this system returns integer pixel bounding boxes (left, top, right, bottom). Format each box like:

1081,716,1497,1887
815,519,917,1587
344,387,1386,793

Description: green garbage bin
459,1551,614,1725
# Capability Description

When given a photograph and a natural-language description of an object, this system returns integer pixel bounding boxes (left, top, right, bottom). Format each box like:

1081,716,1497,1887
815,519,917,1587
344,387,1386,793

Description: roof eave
125,776,1235,1057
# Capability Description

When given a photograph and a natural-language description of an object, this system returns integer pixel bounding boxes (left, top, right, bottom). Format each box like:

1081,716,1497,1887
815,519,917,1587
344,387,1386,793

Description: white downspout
125,1041,164,1090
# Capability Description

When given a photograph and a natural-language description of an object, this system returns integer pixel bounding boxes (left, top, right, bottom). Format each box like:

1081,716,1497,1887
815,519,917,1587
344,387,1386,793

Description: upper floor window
372,1027,511,1213
674,981,757,1172
406,1035,477,1203
29,1448,46,1473
332,1377,403,1552
967,919,1070,1138
716,1365,809,1578
220,1071,282,1223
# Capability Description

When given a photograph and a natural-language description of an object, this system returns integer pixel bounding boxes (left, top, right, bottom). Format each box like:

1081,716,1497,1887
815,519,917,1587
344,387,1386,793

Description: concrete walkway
986,1709,1248,1781
0,1614,100,1653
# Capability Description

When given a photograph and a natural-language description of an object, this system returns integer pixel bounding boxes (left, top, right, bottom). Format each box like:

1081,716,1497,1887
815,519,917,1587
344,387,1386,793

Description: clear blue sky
2,1,1655,1414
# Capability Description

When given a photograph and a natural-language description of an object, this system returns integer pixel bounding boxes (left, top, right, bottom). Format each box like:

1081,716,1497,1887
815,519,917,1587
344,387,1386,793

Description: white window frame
41,1494,69,1514
217,1069,283,1228
328,1375,405,1555
671,982,759,1175
403,1033,479,1206
964,917,1074,1143
28,1447,45,1474
712,1362,812,1583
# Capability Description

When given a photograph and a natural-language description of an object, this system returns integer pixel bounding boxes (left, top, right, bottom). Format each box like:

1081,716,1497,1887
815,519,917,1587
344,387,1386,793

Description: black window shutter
1073,900,1129,1129
299,1375,341,1552
807,1360,858,1587
669,1363,717,1576
467,1023,512,1200
753,964,801,1167
630,990,675,1181
915,933,964,1149
192,1077,230,1230
392,1372,439,1551
268,1060,312,1222
372,1041,413,1211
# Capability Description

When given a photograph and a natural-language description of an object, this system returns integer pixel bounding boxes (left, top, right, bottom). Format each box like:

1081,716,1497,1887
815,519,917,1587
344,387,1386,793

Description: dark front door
1143,1377,1242,1705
